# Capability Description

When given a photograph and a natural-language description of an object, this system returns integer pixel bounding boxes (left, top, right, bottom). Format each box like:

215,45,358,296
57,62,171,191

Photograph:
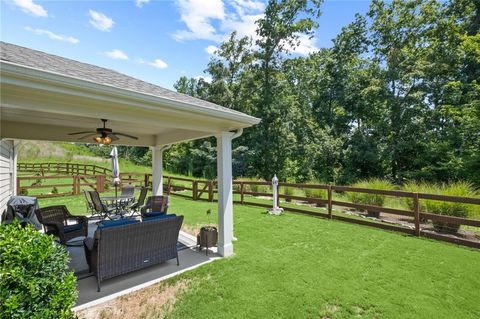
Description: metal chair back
121,185,135,198
84,190,96,215
136,187,148,207
88,191,108,215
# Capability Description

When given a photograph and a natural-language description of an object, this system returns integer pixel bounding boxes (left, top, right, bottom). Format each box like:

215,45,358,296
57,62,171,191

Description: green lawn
164,197,480,319
44,193,480,318
32,162,480,318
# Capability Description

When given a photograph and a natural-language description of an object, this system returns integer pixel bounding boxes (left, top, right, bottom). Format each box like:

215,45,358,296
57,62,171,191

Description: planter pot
197,226,218,255
367,211,381,218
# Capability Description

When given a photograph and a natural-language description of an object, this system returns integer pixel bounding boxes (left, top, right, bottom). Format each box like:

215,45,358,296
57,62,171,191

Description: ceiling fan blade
68,131,96,135
106,133,120,141
114,132,139,140
77,133,97,140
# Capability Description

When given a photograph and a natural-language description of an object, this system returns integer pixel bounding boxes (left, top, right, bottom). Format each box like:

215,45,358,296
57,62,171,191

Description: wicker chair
128,187,148,215
141,195,170,219
84,215,183,291
35,205,88,245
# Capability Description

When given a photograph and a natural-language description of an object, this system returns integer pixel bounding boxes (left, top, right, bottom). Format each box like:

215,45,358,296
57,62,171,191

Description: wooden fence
18,162,111,176
17,163,480,249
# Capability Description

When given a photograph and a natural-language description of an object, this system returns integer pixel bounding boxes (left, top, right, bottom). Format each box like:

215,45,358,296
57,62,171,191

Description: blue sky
1,0,371,89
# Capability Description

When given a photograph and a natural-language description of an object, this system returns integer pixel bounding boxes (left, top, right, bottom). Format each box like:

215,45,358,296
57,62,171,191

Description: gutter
0,61,261,126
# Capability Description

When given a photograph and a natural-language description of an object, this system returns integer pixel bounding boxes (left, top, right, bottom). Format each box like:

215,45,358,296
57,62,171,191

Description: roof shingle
0,41,247,117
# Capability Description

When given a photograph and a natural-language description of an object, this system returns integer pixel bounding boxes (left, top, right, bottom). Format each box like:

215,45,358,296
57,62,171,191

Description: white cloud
205,45,218,55
172,0,264,42
103,49,128,60
195,75,212,83
88,9,114,32
173,0,226,42
149,58,168,69
138,58,169,69
285,33,319,56
10,0,47,17
135,0,150,7
173,0,317,56
24,27,79,44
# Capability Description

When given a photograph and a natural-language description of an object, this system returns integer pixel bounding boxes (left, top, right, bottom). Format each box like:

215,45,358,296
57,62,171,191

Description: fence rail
17,162,480,249
18,162,111,176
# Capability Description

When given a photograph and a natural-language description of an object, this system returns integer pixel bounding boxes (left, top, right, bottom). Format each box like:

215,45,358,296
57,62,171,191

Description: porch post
216,132,234,257
151,146,164,196
12,140,21,196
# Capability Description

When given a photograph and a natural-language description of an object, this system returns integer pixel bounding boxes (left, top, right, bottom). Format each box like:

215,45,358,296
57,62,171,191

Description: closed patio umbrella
110,146,121,211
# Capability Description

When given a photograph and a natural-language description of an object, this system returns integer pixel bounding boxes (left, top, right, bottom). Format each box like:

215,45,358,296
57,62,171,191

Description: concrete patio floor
69,220,220,311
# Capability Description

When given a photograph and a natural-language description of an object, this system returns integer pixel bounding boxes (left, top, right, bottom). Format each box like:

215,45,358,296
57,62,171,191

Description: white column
12,140,21,196
151,146,164,196
216,132,235,257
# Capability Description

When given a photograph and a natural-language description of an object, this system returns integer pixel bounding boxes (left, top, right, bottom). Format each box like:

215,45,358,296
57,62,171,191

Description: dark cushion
98,218,139,229
83,237,94,251
143,211,167,218
143,213,177,222
64,223,83,233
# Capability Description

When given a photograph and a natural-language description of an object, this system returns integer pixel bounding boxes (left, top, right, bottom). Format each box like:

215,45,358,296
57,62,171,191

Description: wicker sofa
84,215,184,291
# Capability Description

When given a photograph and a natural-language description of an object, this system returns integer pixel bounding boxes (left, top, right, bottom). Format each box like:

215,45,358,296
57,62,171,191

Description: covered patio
0,42,259,305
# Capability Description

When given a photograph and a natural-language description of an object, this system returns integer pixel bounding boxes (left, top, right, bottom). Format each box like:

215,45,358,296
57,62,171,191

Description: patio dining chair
88,190,115,219
35,205,88,245
128,187,148,216
121,185,135,198
83,190,99,218
141,195,170,219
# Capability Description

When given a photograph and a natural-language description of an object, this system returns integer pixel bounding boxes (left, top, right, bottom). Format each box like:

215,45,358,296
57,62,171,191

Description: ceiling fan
68,119,138,145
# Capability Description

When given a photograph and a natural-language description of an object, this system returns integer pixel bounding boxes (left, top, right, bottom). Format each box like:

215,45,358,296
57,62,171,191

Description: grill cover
3,196,42,230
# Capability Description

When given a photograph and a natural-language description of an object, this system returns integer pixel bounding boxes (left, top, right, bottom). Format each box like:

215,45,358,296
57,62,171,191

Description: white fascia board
0,62,261,127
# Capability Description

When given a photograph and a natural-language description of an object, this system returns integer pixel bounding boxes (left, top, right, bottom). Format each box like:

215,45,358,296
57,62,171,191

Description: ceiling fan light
103,136,112,144
94,136,102,143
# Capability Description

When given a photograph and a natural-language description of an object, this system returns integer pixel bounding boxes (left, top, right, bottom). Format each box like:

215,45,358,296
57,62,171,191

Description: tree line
98,0,480,186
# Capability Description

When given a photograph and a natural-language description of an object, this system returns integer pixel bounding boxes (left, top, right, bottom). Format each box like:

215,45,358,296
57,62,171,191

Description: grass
162,197,479,318
47,193,479,318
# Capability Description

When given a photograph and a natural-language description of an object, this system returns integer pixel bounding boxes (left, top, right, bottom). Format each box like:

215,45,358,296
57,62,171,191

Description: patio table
101,195,135,216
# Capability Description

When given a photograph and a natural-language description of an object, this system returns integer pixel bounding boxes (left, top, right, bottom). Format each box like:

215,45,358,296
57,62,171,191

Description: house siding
0,140,15,218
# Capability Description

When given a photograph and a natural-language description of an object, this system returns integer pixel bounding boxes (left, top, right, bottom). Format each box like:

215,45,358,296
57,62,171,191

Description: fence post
208,180,214,202
192,180,198,200
144,174,149,188
240,182,244,204
72,176,78,195
167,176,172,195
327,185,333,219
96,175,105,193
413,193,420,236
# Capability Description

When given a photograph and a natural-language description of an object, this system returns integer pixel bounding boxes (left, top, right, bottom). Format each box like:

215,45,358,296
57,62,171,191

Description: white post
268,174,283,215
216,132,234,257
272,174,278,210
151,146,164,196
12,140,21,196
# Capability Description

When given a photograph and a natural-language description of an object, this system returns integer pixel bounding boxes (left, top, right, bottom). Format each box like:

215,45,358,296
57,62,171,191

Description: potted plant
197,209,218,255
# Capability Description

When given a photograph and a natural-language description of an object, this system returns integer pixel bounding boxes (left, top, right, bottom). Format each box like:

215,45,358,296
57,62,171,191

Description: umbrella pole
115,184,118,213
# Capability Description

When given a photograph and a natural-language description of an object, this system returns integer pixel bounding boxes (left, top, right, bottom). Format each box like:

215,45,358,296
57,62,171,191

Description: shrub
0,222,77,318
420,182,476,233
51,186,59,194
304,181,327,199
242,178,270,194
280,186,305,202
346,178,395,217
19,188,28,196
402,181,433,211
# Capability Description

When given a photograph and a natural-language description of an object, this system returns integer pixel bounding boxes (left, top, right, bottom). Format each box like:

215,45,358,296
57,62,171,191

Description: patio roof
0,41,260,146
